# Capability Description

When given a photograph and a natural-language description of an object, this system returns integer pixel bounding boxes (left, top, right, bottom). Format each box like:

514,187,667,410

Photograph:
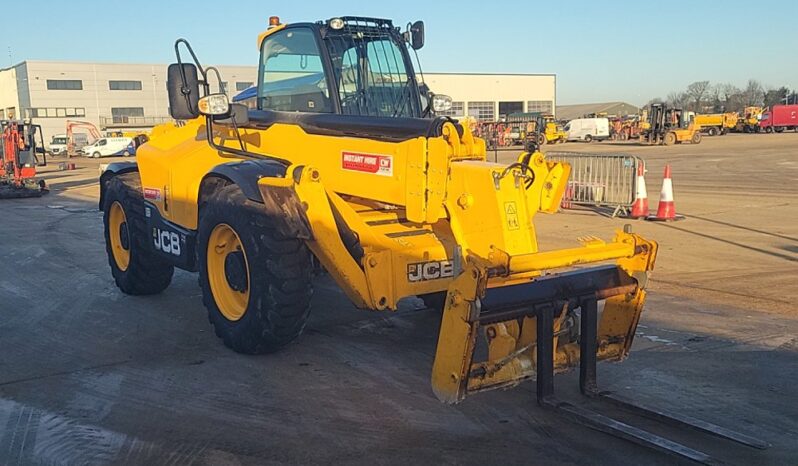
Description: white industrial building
0,60,555,145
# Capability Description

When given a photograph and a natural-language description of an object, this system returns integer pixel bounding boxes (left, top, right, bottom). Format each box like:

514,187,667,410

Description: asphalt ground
1,132,796,465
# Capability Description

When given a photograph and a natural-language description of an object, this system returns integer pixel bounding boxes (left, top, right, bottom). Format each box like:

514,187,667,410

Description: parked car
48,134,69,156
81,137,136,158
564,117,610,142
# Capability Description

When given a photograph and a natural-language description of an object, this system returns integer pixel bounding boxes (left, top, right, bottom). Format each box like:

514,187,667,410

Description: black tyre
584,134,593,143
664,132,677,145
537,133,547,146
692,131,702,144
103,173,174,295
198,184,313,354
707,127,718,136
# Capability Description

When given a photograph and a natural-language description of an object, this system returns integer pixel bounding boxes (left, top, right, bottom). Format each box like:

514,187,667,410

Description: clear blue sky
3,0,796,105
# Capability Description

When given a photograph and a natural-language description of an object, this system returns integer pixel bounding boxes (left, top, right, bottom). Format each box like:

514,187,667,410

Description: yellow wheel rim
109,201,131,272
207,223,250,321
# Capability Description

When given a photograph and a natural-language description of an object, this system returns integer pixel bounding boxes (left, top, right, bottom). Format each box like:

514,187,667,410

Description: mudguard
98,161,138,210
203,159,287,203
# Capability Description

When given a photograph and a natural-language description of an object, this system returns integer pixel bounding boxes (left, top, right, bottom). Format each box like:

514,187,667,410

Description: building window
109,80,143,90
235,81,254,91
25,107,85,118
111,107,145,123
46,79,83,90
468,101,495,121
499,101,523,116
439,101,464,117
527,100,553,113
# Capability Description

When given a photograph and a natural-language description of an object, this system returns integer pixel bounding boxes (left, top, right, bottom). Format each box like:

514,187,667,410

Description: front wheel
198,184,313,354
664,132,677,145
93,152,101,158
584,134,593,143
691,131,702,144
103,173,174,295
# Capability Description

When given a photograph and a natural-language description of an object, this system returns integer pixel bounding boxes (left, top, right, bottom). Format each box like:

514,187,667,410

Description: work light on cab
198,94,230,116
432,94,453,113
329,17,344,30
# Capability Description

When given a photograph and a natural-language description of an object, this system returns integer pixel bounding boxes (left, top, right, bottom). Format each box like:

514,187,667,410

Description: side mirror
404,20,424,50
167,63,200,120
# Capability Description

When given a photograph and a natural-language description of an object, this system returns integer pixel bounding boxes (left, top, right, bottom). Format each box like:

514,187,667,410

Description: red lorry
759,104,798,132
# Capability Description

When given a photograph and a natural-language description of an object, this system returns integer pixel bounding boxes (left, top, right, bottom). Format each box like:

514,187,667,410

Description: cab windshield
324,23,421,118
257,21,422,118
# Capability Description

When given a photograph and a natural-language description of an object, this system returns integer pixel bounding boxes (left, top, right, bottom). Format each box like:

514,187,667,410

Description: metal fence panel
546,152,641,216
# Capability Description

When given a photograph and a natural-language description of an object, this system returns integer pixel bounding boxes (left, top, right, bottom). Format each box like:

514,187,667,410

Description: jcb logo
153,228,181,256
407,260,454,282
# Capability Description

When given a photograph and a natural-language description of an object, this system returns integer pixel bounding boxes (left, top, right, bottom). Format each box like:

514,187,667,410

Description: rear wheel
765,127,773,133
707,127,718,136
664,132,677,145
537,133,547,146
691,131,702,144
198,184,313,354
103,173,174,295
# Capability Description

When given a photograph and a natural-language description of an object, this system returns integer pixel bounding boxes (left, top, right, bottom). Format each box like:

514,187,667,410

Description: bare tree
685,81,711,111
666,91,689,109
712,83,741,112
741,79,764,107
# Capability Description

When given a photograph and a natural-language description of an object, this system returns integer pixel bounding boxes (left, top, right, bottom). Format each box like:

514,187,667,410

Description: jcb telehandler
100,16,766,463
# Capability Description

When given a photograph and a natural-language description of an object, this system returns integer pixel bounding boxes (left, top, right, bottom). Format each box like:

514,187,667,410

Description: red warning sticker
341,151,393,176
143,187,161,201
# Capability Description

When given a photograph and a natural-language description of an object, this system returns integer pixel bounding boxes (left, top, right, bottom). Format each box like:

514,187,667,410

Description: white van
48,134,69,155
81,137,135,158
564,118,610,142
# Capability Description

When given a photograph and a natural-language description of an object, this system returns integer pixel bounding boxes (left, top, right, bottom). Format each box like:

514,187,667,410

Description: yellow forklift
642,103,701,145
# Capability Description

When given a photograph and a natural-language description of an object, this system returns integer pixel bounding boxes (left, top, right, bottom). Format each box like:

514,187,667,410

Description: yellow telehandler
99,16,766,462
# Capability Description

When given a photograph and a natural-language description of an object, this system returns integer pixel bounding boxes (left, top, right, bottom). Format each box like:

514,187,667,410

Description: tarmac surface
1,132,797,465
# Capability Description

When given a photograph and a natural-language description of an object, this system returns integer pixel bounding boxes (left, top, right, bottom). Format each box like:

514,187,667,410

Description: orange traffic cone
647,164,684,221
629,162,648,219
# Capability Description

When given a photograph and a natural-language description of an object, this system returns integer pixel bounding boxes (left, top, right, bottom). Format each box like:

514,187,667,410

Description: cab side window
258,28,330,113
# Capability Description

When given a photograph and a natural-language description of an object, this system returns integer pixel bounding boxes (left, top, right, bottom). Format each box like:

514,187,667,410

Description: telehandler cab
100,16,767,462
